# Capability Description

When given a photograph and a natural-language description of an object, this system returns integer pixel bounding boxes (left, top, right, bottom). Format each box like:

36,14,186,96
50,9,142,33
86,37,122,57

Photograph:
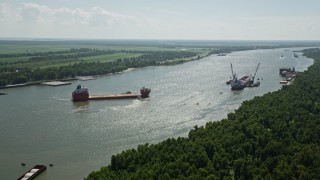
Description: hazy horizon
1,0,320,40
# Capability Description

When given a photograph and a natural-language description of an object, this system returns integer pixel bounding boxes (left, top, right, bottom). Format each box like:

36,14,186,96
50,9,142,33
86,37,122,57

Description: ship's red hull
72,92,89,102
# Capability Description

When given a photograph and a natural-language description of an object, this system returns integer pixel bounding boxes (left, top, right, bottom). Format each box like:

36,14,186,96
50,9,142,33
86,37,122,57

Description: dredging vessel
228,63,260,90
72,85,151,102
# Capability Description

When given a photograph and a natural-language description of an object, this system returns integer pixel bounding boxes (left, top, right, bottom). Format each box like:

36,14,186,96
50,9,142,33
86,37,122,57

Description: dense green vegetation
86,48,320,179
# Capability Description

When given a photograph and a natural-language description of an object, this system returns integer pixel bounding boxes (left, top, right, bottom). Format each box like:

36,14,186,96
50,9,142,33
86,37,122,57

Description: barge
279,67,295,76
279,67,297,84
89,93,141,100
17,165,47,180
72,85,151,102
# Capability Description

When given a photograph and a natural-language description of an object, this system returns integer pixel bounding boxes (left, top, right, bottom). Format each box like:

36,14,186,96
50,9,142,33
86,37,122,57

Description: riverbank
0,78,77,89
0,43,210,87
86,48,320,179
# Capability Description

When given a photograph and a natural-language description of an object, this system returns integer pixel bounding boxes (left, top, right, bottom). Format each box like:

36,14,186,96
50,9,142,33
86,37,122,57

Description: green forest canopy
86,48,320,179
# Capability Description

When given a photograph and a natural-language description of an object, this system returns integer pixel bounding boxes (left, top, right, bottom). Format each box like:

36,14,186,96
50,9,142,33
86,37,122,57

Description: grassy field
82,53,142,63
0,44,209,54
0,56,30,63
1,53,144,69
0,41,211,70
0,45,77,54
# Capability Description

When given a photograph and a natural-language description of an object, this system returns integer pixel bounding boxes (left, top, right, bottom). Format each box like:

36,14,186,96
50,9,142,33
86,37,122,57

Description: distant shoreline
1,41,318,89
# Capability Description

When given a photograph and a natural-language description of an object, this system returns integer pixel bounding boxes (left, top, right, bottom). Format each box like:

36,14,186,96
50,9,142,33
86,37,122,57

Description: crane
231,63,236,80
226,63,237,85
251,62,260,84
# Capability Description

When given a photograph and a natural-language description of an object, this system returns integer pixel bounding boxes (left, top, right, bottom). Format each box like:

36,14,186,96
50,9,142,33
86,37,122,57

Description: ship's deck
89,93,140,100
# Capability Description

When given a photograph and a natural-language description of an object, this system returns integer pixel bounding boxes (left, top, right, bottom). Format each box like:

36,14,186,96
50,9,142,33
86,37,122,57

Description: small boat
0,92,7,95
17,165,47,180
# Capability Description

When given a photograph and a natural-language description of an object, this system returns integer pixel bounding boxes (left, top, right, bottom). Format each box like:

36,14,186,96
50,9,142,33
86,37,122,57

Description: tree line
86,48,320,179
0,48,153,65
0,50,197,86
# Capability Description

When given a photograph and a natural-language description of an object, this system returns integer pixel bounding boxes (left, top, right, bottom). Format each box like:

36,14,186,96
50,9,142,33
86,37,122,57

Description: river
0,48,314,179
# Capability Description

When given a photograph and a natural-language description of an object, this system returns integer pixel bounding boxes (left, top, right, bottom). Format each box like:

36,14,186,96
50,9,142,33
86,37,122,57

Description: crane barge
228,63,260,90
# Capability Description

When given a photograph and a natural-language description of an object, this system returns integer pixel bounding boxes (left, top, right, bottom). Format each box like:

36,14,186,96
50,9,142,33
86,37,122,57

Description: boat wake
49,96,70,101
102,100,142,112
58,98,71,101
72,106,89,113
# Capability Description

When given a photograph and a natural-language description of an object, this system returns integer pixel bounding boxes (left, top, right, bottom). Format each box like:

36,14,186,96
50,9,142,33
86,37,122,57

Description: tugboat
72,84,89,102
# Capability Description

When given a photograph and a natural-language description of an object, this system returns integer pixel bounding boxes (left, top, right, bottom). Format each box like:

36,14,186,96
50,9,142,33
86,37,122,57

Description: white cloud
0,3,19,20
0,2,319,40
0,3,10,18
0,2,157,27
20,3,54,23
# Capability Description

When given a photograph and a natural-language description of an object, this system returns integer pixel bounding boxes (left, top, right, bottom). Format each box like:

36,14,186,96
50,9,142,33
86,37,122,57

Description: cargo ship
72,85,151,102
17,165,47,180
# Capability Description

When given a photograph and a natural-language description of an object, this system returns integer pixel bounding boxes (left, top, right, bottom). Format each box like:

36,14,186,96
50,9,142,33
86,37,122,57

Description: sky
0,0,320,40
